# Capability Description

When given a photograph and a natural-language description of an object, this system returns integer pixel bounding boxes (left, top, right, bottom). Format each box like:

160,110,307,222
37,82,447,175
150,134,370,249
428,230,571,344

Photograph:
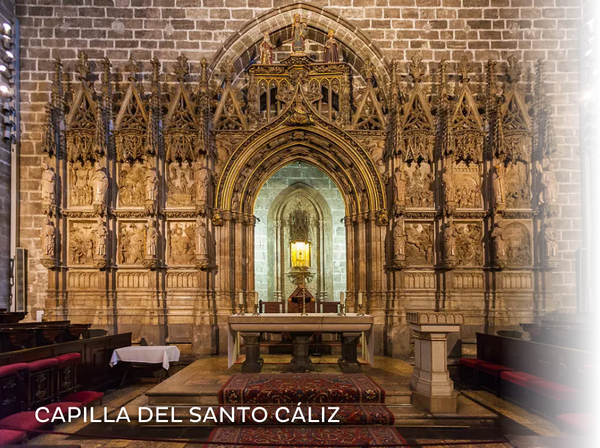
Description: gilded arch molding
214,89,387,217
209,2,390,87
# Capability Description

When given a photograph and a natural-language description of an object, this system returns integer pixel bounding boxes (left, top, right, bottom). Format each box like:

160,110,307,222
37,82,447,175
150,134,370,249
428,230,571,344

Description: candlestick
239,291,244,305
357,291,363,306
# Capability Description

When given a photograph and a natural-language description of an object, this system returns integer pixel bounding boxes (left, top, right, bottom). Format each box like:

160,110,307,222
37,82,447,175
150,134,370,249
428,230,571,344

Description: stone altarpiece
39,17,558,356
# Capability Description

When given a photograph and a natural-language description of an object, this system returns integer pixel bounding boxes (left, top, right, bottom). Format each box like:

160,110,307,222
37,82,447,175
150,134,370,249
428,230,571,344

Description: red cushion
459,358,484,368
478,362,514,376
63,391,103,405
0,411,46,431
56,353,81,368
527,380,580,401
27,358,58,372
557,413,596,433
501,370,543,388
0,362,28,379
0,429,27,444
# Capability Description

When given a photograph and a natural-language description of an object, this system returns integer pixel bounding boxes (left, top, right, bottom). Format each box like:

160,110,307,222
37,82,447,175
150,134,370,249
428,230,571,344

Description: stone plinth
407,312,463,414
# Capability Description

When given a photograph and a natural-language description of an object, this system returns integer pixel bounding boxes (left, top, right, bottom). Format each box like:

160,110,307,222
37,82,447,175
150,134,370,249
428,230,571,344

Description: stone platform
122,355,496,428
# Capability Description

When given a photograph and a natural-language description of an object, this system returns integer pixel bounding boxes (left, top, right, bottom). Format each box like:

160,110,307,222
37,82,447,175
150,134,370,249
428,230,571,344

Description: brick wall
15,0,583,315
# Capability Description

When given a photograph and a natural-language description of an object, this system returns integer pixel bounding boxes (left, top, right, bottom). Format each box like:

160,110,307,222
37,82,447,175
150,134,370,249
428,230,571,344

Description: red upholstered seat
0,362,28,378
0,411,47,431
478,362,514,376
63,391,104,405
0,429,27,445
527,380,579,401
56,353,81,368
501,370,542,388
459,358,484,368
27,358,58,372
557,413,596,433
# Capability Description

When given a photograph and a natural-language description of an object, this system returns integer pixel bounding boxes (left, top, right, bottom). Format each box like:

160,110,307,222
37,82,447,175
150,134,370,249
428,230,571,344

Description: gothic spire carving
212,58,248,131
351,60,386,130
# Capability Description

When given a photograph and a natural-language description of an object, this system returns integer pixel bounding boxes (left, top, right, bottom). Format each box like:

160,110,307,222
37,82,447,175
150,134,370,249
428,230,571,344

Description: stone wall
254,162,347,305
16,0,583,317
0,0,14,309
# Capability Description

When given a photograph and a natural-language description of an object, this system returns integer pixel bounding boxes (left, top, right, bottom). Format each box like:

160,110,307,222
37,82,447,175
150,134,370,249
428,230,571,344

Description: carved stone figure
393,218,405,263
406,164,434,208
505,161,531,208
291,13,307,53
167,162,194,207
71,162,93,207
196,217,207,257
119,222,145,265
259,32,274,65
324,29,339,63
492,163,506,207
169,222,195,265
442,166,456,203
41,218,56,257
41,164,56,210
146,220,157,257
92,163,108,206
443,218,457,261
195,164,209,208
393,166,406,210
491,219,507,263
69,222,96,265
406,223,434,264
504,223,531,266
94,217,107,257
456,223,482,266
544,226,558,259
146,167,158,202
537,160,557,205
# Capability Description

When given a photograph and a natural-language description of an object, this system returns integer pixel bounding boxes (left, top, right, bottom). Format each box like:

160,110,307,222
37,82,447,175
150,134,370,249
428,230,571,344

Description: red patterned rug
206,426,406,447
218,373,385,404
215,404,394,425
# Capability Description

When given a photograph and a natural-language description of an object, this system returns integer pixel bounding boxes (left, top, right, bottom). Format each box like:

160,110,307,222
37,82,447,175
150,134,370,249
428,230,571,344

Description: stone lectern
407,312,463,414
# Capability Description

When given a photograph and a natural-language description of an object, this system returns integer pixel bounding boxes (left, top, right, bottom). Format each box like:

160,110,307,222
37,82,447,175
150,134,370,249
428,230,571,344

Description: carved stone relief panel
118,221,146,265
117,271,150,289
167,221,196,266
503,222,532,267
68,221,97,266
167,162,195,207
455,222,483,267
452,272,484,289
403,271,436,289
118,164,146,208
67,271,99,289
405,163,434,208
500,271,533,290
405,222,434,265
505,161,531,209
166,271,199,289
69,162,94,207
454,162,482,209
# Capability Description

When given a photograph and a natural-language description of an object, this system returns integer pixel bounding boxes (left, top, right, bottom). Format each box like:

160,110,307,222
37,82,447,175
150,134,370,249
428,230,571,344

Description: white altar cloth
227,313,374,368
109,346,180,370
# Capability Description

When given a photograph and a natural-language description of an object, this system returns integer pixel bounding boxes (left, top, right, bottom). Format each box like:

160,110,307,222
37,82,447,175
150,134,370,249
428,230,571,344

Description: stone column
240,332,263,373
408,312,463,413
338,332,362,373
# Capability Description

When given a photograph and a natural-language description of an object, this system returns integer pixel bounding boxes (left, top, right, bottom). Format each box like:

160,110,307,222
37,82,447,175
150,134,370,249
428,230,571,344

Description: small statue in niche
291,13,307,53
195,163,209,211
443,218,457,263
492,163,506,208
259,32,274,64
94,217,107,257
41,163,56,213
393,217,406,265
537,159,557,205
92,162,108,208
146,167,158,202
41,218,56,257
442,166,456,204
324,29,339,63
393,165,406,213
544,225,558,259
491,219,507,265
146,219,157,258
196,217,208,257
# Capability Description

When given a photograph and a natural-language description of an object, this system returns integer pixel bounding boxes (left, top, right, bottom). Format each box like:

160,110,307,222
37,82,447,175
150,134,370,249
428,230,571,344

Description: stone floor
23,355,576,448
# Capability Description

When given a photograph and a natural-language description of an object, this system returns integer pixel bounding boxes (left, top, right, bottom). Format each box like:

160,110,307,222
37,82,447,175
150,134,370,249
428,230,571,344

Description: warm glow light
290,241,311,268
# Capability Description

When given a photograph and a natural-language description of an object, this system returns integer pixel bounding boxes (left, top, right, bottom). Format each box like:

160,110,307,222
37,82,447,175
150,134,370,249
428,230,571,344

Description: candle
340,291,345,306
357,291,363,306
239,291,244,305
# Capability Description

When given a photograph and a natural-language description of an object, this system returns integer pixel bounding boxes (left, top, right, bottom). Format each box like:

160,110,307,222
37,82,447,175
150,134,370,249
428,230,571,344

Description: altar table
227,313,374,372
109,345,180,370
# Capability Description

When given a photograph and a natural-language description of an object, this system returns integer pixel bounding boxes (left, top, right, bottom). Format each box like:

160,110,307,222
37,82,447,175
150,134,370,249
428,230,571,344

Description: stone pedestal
407,312,463,414
338,332,362,373
290,332,315,372
240,332,263,373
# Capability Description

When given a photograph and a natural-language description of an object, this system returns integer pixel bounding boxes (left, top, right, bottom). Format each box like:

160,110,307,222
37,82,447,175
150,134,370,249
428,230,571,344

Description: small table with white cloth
110,345,180,383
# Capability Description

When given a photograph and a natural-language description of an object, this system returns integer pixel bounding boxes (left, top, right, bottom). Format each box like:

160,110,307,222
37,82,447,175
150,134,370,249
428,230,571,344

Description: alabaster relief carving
145,167,158,202
492,163,506,208
41,218,56,258
118,164,146,207
118,222,146,265
455,222,483,266
92,163,109,212
168,221,195,265
406,223,434,265
70,162,94,207
405,163,433,208
393,217,406,265
195,217,209,268
537,159,558,205
443,218,457,265
505,161,531,209
442,166,456,205
167,162,195,207
504,222,531,266
145,219,157,258
69,221,97,265
454,163,482,209
195,162,209,212
393,165,406,213
543,225,558,261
